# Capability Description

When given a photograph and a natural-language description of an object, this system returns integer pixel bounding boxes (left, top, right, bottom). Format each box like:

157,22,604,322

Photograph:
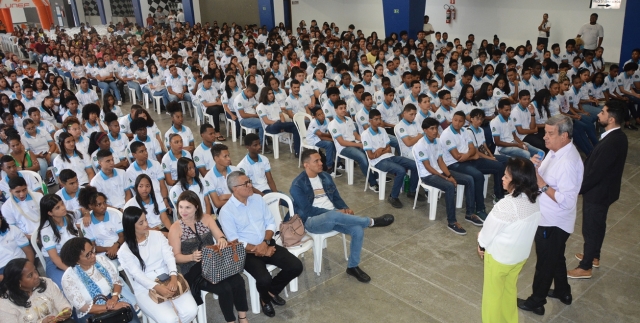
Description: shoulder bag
278,214,305,247
86,295,134,323
201,240,246,284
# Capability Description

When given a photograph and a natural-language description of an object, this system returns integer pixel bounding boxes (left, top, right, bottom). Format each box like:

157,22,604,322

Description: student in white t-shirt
307,107,341,177
490,99,539,159
53,132,95,186
55,169,85,221
237,133,282,196
89,150,133,210
169,157,210,214
0,218,35,278
38,193,79,289
77,188,124,261
124,173,170,233
394,104,423,160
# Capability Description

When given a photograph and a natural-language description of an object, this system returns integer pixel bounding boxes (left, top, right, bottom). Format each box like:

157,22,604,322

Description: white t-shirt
40,218,76,255
309,175,335,210
412,136,443,178
440,125,472,166
0,225,29,268
490,114,517,152
83,210,123,248
237,154,271,192
539,20,551,38
578,23,604,50
329,116,358,155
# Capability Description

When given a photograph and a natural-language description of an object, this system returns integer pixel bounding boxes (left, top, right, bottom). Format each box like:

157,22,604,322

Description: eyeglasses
234,180,253,188
84,249,96,258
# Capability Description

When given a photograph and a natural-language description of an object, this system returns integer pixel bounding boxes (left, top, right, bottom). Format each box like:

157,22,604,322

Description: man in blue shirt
219,171,302,318
290,150,395,283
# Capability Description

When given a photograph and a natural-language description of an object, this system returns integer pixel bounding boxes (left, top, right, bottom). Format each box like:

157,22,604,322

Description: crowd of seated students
0,14,638,322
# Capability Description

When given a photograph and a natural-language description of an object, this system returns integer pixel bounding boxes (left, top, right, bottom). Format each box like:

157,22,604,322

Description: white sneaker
118,100,122,106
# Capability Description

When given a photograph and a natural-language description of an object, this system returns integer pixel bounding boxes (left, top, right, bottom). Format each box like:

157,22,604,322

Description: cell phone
537,151,545,160
157,273,170,282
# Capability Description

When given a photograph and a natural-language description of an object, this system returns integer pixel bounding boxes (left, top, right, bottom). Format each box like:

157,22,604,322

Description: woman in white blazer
117,206,198,323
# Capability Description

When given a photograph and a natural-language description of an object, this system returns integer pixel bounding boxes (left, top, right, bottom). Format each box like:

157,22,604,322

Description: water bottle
403,174,410,192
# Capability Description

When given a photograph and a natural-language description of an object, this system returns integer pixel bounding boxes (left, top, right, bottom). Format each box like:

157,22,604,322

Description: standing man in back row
537,13,551,51
577,13,604,52
423,15,435,44
569,101,628,280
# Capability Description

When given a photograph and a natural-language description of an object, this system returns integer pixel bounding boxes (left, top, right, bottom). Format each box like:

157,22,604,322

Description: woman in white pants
118,206,198,323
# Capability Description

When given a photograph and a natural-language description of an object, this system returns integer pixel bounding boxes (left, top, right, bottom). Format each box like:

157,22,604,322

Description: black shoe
387,196,403,209
369,184,380,192
270,293,286,306
517,298,545,315
385,176,392,183
371,214,394,227
625,124,639,131
548,289,572,305
261,301,275,317
464,214,484,227
263,146,273,154
407,192,427,201
346,266,371,283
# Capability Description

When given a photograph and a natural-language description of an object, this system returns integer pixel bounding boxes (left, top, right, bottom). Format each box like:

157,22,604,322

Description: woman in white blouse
117,206,198,323
60,237,139,323
477,157,541,323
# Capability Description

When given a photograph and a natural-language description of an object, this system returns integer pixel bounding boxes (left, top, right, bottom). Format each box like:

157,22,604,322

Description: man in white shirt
166,65,190,103
577,13,604,51
422,15,434,43
537,13,551,50
518,115,584,316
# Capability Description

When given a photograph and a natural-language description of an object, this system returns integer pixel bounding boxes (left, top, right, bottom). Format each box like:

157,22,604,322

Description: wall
273,0,284,28
289,0,384,36
198,0,259,27
424,0,626,63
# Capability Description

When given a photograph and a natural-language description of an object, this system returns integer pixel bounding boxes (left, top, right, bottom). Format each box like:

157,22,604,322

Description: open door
283,0,291,30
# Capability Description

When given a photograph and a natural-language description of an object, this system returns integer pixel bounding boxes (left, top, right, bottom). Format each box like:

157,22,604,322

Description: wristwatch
540,184,550,193
264,238,274,246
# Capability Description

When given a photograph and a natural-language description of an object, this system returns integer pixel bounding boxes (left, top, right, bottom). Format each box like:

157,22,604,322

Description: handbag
148,274,190,304
86,295,134,323
201,240,246,284
279,214,305,247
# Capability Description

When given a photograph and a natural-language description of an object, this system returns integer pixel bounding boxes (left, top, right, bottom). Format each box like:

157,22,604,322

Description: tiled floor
138,102,640,323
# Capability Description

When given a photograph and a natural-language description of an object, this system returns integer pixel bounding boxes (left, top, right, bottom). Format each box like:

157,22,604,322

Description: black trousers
244,244,303,304
205,105,224,131
537,37,549,51
580,202,609,270
525,226,571,307
203,273,248,322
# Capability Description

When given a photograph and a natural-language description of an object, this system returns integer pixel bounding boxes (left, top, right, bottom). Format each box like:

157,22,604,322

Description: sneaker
567,267,592,279
407,192,427,202
385,176,392,183
476,210,488,221
387,196,403,208
330,169,343,177
118,100,122,106
46,177,57,187
369,184,379,192
447,222,467,235
337,162,345,170
465,214,484,227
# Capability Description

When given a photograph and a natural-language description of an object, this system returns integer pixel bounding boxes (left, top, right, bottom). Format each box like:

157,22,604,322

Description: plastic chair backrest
262,192,295,230
293,112,312,144
31,228,47,271
20,170,46,194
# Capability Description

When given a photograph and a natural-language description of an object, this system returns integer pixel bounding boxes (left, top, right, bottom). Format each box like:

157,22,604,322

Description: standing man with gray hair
219,171,303,318
569,101,628,279
518,115,584,315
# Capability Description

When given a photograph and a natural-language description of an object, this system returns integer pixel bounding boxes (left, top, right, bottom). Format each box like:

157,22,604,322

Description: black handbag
86,295,134,323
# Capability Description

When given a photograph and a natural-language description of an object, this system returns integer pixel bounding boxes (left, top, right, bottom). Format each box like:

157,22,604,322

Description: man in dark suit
568,101,628,279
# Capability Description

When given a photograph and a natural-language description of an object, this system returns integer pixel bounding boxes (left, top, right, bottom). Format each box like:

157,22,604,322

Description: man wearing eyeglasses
218,171,303,318
290,150,395,283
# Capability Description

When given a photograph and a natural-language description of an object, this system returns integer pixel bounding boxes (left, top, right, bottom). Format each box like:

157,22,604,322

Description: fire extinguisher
451,5,456,20
444,5,452,24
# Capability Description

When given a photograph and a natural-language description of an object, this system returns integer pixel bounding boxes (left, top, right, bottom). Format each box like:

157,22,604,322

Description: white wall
273,0,284,27
425,0,626,63
290,0,384,37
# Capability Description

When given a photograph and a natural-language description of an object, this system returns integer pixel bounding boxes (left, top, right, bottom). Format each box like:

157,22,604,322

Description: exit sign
394,9,399,13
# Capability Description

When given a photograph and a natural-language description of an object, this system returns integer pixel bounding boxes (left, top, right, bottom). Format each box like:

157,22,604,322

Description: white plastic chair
259,117,293,160
244,193,312,314
293,112,318,167
31,228,47,272
20,170,45,192
412,178,465,220
198,290,219,323
483,174,491,198
225,116,237,142
152,95,163,114
331,139,355,185
362,152,389,200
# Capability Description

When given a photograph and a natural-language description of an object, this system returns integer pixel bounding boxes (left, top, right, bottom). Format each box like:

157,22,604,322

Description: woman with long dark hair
117,206,198,323
168,157,209,214
0,258,73,323
477,157,541,323
123,174,171,233
168,191,248,323
53,132,95,185
530,89,552,146
38,193,80,289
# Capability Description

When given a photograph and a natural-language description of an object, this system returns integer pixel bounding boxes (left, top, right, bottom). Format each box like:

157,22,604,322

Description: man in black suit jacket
568,101,628,279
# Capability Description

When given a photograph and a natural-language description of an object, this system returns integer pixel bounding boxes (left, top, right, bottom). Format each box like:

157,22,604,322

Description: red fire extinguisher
444,5,452,24
451,5,456,20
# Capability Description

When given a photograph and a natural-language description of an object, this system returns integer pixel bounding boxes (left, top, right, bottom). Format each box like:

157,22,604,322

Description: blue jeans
239,118,264,143
340,146,377,185
581,104,602,117
127,81,142,101
572,119,595,155
499,143,541,159
421,170,475,224
304,210,370,268
143,88,171,107
315,140,336,171
168,93,192,103
374,156,418,198
265,121,300,154
45,257,65,290
449,159,505,212
98,81,122,101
